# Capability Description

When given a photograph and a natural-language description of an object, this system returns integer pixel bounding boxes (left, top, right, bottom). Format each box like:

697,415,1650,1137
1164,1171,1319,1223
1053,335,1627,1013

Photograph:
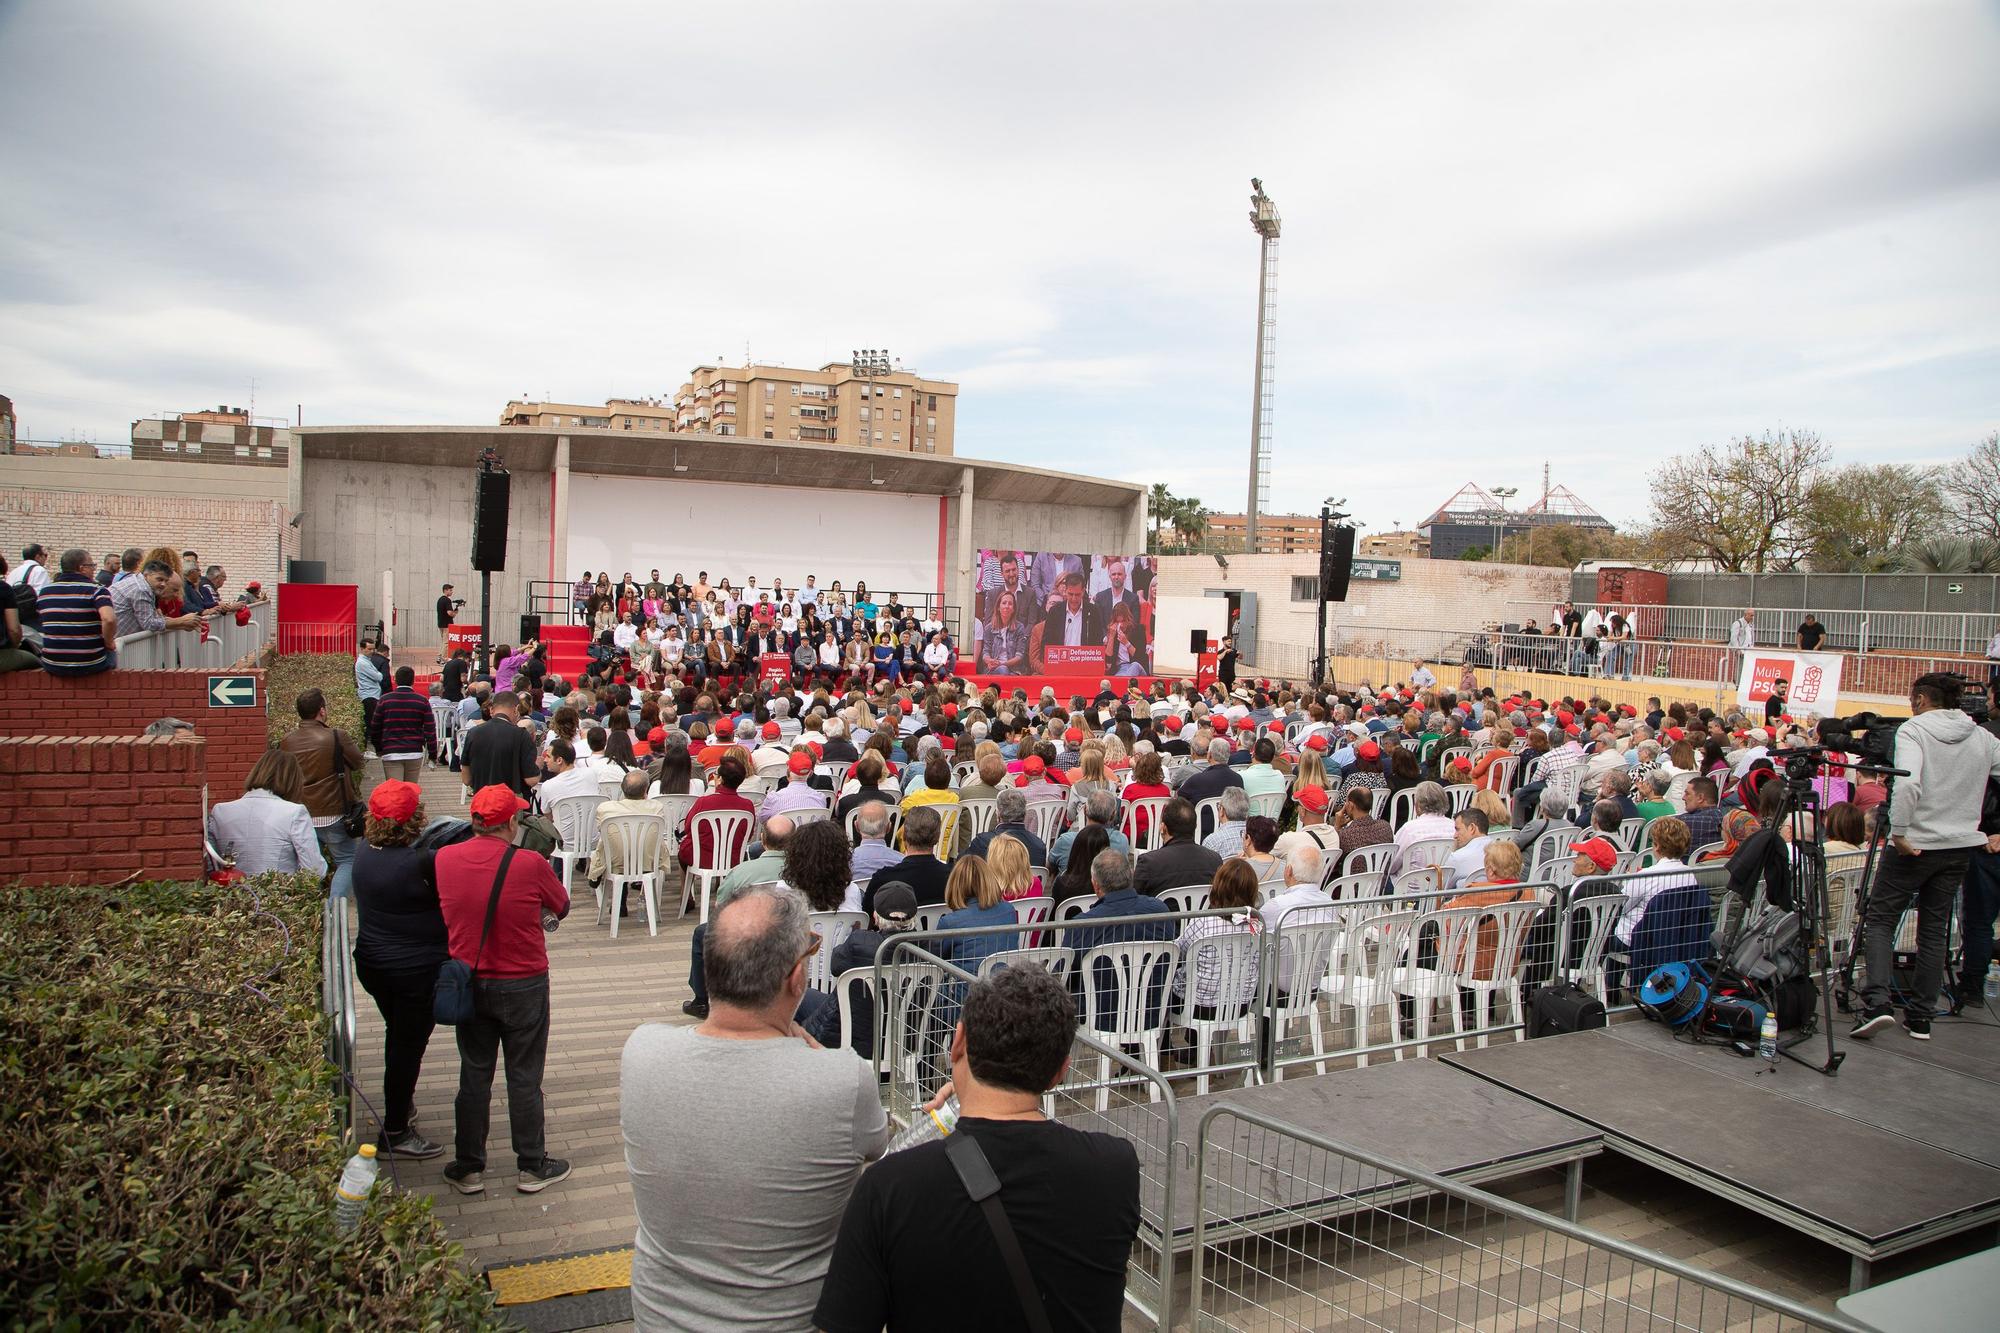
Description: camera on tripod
1815,711,1903,766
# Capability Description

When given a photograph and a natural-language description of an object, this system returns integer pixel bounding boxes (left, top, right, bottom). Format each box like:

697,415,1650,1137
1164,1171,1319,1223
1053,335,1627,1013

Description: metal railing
113,598,274,669
1189,1103,1869,1331
321,896,359,1147
1519,599,2000,657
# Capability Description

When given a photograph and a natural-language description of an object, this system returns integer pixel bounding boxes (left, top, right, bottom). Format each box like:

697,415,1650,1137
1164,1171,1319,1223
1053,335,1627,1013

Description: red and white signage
1736,651,1843,717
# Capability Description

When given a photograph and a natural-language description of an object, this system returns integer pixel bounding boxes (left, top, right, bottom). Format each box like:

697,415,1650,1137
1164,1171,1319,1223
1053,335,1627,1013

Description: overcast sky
4,1,1996,529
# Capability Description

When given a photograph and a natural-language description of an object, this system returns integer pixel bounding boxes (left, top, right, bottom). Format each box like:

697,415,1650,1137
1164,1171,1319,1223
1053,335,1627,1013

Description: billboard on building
970,549,1153,675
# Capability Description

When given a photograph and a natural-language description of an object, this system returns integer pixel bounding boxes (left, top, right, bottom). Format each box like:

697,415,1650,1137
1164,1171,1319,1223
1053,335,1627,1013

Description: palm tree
1147,483,1177,553
1893,536,2000,574
1171,499,1209,553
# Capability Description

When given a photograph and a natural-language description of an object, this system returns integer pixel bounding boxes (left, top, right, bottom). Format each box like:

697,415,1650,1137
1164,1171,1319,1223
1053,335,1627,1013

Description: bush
267,652,365,752
0,877,501,1329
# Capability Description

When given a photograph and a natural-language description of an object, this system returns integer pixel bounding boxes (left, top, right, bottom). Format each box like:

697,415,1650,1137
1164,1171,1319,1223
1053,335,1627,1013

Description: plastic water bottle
1758,1012,1778,1064
888,1096,960,1153
334,1143,379,1234
1986,971,1997,1005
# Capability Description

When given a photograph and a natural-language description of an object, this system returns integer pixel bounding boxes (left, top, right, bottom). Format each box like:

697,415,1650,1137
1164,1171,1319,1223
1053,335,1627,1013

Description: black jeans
1959,847,2000,999
355,959,440,1139
453,973,552,1171
1860,846,1971,1019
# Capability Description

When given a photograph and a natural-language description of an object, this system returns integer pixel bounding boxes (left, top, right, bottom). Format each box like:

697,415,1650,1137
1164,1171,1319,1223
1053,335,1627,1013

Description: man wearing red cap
436,784,573,1196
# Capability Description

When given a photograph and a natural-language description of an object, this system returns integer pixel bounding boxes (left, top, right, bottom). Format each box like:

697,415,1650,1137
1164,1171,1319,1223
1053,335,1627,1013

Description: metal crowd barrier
1189,1103,1870,1331
321,896,360,1146
114,598,273,669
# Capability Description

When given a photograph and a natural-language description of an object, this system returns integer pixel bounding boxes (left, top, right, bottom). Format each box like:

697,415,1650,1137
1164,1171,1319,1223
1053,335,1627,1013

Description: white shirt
539,764,606,811
818,641,840,666
1258,882,1336,991
661,637,685,663
7,559,50,593
1728,618,1756,648
1063,608,1084,645
612,622,639,652
1444,835,1493,889
923,642,951,669
1987,631,2000,660
1616,857,1696,941
1409,665,1436,689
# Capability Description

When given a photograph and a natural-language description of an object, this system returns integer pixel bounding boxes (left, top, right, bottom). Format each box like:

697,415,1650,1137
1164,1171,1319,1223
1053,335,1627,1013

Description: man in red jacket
437,785,572,1196
677,751,756,869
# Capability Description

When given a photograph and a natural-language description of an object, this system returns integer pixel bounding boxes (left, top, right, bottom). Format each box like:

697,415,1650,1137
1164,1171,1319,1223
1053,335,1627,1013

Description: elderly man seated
589,768,669,910
1391,781,1456,872
1201,786,1251,857
1049,787,1132,875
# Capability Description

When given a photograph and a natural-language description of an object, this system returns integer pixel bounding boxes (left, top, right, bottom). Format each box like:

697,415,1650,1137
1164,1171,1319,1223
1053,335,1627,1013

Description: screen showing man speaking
971,549,1154,676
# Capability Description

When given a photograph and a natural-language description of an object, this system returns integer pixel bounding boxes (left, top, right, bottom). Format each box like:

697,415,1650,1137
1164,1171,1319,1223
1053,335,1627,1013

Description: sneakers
1906,1016,1933,1040
682,999,709,1019
1850,1008,1896,1040
517,1157,572,1194
381,1130,444,1160
442,1161,484,1195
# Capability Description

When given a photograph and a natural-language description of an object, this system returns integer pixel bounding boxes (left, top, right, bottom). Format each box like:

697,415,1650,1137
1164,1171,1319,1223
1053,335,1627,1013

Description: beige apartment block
500,398,676,432
1204,511,1324,554
672,361,956,455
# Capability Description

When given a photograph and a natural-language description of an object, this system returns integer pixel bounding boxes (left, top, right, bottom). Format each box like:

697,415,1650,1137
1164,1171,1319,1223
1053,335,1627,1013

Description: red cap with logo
468,784,528,828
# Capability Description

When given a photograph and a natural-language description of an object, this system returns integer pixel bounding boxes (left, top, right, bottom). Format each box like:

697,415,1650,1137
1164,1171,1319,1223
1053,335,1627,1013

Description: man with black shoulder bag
435,785,572,1196
814,966,1142,1333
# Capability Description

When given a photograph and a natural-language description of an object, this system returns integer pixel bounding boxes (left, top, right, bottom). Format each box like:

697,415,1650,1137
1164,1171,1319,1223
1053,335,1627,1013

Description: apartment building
672,361,957,455
1203,512,1324,555
500,398,677,432
130,406,288,468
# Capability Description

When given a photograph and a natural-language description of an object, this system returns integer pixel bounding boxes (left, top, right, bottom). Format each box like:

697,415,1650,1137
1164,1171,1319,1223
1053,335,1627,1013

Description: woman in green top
1633,770,1677,821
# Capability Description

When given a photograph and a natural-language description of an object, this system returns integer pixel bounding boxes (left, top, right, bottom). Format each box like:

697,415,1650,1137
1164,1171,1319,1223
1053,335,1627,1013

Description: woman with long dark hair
1050,824,1113,903
782,819,853,912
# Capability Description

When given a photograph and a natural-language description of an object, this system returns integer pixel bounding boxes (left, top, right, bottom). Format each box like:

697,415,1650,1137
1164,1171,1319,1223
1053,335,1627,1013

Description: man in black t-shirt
436,582,457,630
1798,613,1825,651
440,649,470,702
459,691,541,798
1764,677,1790,726
814,966,1141,1333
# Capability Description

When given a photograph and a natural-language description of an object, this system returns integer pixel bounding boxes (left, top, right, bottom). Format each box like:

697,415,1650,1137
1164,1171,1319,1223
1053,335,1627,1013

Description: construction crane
1245,178,1280,552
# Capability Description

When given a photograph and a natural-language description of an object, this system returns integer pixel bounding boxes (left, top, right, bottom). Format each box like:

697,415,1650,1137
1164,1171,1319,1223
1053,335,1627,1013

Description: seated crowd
2,541,267,675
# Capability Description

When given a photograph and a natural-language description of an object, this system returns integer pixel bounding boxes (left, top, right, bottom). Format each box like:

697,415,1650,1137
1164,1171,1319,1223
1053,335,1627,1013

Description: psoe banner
1736,651,1844,717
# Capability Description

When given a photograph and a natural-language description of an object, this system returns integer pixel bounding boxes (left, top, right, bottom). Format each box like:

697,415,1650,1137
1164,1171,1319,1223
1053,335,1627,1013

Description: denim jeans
454,973,552,1172
1958,847,2000,1000
1860,846,1971,1019
319,822,358,899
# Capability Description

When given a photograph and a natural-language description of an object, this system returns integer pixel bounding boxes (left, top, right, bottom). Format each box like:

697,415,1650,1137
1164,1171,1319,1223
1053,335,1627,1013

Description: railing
273,618,355,657
1189,1103,1869,1331
321,896,359,1147
113,598,274,669
1517,599,2000,657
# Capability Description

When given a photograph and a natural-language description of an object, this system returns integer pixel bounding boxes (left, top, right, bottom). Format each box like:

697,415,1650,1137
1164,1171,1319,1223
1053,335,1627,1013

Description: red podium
759,652,792,686
1195,649,1220,692
444,625,482,657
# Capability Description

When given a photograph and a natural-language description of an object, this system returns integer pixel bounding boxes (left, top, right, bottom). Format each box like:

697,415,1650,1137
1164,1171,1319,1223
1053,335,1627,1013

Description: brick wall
0,479,295,593
0,735,207,885
0,667,269,794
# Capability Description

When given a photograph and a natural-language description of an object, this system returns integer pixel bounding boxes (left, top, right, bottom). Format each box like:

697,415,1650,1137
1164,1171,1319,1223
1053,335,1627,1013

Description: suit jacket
1132,838,1224,896
1033,601,1107,669
1092,588,1142,628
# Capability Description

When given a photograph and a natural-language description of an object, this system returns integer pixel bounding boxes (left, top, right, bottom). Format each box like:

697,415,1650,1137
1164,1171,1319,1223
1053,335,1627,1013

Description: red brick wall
0,735,207,885
0,667,269,794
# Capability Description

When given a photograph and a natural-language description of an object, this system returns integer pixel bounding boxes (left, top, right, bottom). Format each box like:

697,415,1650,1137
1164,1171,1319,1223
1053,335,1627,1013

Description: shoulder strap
944,1131,1053,1333
468,845,519,978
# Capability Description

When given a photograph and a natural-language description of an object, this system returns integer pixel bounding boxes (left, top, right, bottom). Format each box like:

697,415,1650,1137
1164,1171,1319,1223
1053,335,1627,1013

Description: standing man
1852,673,2000,1040
1957,762,2000,1010
1797,612,1826,652
436,583,457,633
1216,635,1238,690
437,786,572,1195
460,691,540,799
369,665,437,782
355,637,385,755
814,965,1142,1333
280,687,366,896
624,886,890,1328
1728,607,1757,678
8,543,52,598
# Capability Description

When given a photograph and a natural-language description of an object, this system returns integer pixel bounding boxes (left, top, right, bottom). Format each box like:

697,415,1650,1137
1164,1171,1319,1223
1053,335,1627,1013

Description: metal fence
321,896,360,1147
1189,1102,1869,1331
113,597,274,669
1539,593,2000,657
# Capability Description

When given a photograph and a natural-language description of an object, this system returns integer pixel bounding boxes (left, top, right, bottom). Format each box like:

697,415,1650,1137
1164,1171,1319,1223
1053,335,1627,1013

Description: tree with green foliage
1799,462,1949,571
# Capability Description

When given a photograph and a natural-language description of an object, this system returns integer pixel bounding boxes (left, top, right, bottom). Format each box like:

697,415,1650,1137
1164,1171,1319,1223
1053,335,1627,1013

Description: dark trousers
1860,846,1970,1019
355,960,440,1138
453,973,552,1172
1512,780,1547,827
361,696,377,741
1959,848,2000,999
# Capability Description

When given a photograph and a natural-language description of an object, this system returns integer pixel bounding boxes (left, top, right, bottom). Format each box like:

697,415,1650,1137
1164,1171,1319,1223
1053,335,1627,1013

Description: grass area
0,876,502,1329
267,652,365,752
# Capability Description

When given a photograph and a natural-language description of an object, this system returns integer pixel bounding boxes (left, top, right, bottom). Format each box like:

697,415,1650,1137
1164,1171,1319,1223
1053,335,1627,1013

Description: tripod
1757,748,1846,1075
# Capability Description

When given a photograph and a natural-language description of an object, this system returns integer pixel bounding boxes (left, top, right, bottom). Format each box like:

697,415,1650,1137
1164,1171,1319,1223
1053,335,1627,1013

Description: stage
1443,1016,2000,1290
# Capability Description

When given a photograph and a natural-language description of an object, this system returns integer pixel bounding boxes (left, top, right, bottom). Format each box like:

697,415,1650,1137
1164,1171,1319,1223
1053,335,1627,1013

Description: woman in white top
209,748,328,877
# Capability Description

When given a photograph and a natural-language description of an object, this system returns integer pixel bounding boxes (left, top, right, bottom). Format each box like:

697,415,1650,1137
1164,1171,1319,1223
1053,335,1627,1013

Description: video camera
1814,712,1903,767
450,598,467,610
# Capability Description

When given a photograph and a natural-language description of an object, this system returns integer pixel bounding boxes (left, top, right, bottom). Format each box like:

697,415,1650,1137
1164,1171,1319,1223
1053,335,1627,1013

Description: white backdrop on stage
566,473,942,599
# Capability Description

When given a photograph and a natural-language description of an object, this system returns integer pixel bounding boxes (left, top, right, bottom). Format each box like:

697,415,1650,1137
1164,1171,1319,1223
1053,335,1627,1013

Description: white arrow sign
208,675,258,708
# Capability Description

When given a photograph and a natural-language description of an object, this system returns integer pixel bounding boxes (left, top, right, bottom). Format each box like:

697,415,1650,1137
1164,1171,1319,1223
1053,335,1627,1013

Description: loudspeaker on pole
471,468,511,572
1321,525,1356,602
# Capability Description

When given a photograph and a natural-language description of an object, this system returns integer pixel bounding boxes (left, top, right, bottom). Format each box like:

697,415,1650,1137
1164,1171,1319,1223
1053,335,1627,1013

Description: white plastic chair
596,774,628,801
843,804,903,848
1401,837,1454,872
958,798,998,837
1485,754,1520,795
1120,797,1170,856
1048,893,1099,948
1246,790,1286,821
680,808,752,923
1156,885,1209,915
1454,896,1548,1046
1078,940,1178,1109
788,806,832,828
598,812,666,938
1192,796,1229,842
1326,872,1382,901
977,945,1073,983
548,794,606,894
1615,817,1648,852
1267,904,1346,1079
807,910,867,991
1344,843,1395,881
1387,789,1419,829
1168,927,1262,1096
1565,891,1626,1003
1528,827,1577,877
911,905,948,933
1386,905,1486,1059
1445,784,1478,815
1022,799,1069,846
1324,906,1420,1067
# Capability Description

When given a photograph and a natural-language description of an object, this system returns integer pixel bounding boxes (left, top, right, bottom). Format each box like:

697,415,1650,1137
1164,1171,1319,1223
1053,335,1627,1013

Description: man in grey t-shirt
622,885,890,1331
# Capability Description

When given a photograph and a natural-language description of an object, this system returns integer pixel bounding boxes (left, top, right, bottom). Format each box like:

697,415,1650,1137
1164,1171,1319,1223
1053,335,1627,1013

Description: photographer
1853,673,2000,1041
437,582,460,631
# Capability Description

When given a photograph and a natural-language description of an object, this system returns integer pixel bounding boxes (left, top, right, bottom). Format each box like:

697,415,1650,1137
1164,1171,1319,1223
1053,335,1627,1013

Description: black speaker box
471,468,511,571
519,614,541,643
286,559,326,584
1190,629,1208,654
1321,526,1356,602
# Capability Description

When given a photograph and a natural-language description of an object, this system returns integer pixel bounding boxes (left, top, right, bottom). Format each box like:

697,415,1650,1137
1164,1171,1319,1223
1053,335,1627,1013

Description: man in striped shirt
36,549,116,677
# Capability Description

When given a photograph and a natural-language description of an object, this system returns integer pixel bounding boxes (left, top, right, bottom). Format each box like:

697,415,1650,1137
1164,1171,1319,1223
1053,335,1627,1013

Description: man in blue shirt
965,788,1049,867
1066,848,1175,1029
1049,789,1132,875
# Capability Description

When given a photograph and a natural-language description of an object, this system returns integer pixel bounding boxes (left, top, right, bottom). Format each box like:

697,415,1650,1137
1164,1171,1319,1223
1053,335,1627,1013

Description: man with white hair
1391,782,1457,873
820,714,858,765
770,695,800,742
1259,841,1334,992
1049,788,1133,875
1731,727,1772,777
844,802,902,899
1202,787,1252,857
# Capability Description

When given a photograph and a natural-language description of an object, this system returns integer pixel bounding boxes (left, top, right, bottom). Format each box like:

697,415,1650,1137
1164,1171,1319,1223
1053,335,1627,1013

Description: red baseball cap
1235,717,1255,732
1357,740,1381,761
1569,837,1618,872
1303,734,1328,752
942,702,958,718
468,785,528,828
1161,717,1183,734
1267,720,1285,733
647,726,667,744
1297,785,1329,812
1064,727,1084,744
367,779,421,822
1023,755,1046,775
787,751,813,774
761,721,781,740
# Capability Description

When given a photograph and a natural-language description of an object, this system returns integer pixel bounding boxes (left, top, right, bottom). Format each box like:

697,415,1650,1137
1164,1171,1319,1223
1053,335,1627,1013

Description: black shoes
1850,1008,1895,1040
517,1157,573,1193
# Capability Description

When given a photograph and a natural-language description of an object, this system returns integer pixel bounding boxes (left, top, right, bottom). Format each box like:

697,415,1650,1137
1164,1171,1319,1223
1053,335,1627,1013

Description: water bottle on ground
1986,971,1997,1005
334,1143,380,1234
888,1096,960,1153
1758,1012,1778,1064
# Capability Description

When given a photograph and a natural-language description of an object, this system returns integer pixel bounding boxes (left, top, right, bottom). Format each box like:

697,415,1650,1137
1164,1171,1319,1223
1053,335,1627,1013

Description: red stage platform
958,674,1171,697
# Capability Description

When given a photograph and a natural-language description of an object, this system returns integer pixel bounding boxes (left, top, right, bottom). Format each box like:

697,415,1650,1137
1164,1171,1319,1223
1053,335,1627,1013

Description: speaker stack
471,465,511,572
1321,525,1356,601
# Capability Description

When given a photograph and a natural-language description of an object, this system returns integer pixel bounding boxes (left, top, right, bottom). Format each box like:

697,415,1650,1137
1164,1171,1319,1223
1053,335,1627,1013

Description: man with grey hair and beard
624,885,890,1330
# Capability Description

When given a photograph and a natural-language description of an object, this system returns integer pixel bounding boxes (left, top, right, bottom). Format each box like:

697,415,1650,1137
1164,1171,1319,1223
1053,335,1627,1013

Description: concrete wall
1154,553,1571,678
0,453,294,592
301,457,552,649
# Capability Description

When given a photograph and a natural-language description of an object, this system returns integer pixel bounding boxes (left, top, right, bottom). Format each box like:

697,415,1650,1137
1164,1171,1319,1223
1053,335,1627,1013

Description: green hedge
0,877,501,1329
267,652,366,753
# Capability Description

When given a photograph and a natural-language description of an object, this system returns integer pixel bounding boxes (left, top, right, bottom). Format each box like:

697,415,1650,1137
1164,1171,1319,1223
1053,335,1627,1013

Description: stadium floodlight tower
1244,178,1281,553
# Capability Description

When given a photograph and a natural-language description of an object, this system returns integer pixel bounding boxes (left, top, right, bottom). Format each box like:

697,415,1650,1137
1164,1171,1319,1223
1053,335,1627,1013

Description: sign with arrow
208,675,258,709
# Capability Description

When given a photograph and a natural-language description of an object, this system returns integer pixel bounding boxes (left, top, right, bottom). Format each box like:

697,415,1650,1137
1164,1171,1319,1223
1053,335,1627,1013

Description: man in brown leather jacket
280,687,365,897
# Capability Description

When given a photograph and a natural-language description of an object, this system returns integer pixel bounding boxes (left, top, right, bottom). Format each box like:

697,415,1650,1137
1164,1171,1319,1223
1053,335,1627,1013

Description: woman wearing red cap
350,779,448,1160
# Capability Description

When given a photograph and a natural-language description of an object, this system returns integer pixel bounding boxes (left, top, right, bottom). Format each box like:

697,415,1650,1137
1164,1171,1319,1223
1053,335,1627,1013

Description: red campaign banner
1743,656,1791,703
1195,649,1220,692
759,652,792,685
444,625,483,656
276,583,359,655
1042,644,1105,670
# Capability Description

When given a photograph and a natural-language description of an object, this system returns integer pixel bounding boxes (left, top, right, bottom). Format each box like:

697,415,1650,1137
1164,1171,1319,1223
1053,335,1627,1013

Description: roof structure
1420,479,1614,532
